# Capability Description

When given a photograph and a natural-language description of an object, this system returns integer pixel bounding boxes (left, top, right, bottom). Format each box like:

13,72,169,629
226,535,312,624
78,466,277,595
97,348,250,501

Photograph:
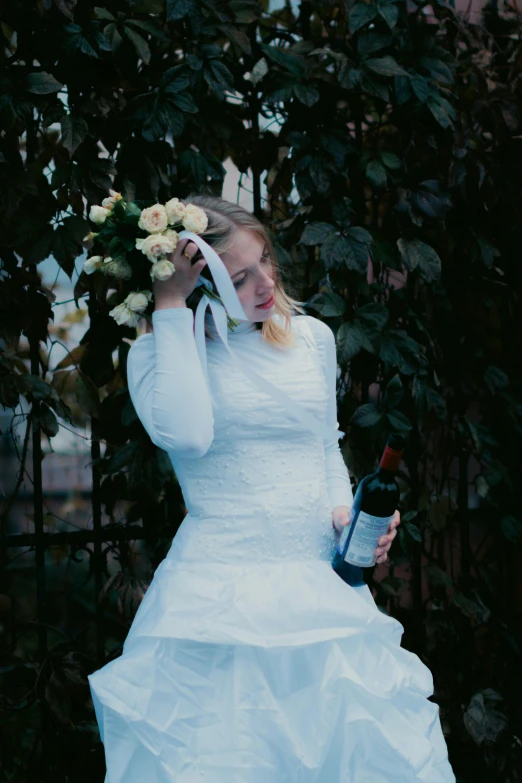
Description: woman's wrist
154,296,187,311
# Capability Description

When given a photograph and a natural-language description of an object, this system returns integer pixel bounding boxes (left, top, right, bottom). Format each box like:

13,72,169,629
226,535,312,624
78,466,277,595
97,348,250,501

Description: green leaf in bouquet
108,236,125,257
112,200,125,220
120,235,135,251
126,202,142,217
124,212,140,226
117,221,140,251
95,225,110,243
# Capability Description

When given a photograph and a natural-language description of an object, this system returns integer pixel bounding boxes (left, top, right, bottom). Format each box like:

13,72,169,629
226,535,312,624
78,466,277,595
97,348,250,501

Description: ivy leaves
25,72,64,94
94,7,170,63
349,0,401,34
349,374,413,436
397,238,442,282
300,222,373,273
344,0,457,131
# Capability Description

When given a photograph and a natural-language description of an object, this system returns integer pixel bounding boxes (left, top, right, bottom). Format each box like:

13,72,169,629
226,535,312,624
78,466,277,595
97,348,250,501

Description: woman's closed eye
233,255,271,289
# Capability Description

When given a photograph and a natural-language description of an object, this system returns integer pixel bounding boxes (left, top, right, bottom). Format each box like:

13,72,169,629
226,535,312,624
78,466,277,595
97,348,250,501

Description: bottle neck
379,445,403,473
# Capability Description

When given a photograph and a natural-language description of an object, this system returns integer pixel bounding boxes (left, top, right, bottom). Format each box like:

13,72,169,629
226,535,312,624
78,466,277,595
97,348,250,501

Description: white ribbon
177,229,344,443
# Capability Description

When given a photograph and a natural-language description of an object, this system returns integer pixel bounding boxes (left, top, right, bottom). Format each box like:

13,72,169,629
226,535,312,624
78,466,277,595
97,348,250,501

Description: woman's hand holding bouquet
82,190,237,329
153,238,208,311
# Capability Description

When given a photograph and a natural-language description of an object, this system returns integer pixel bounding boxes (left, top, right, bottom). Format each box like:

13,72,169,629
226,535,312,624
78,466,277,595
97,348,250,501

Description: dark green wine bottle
332,434,406,587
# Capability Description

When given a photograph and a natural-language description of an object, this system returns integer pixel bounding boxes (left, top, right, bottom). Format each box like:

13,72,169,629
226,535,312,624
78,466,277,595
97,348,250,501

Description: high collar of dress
204,309,261,336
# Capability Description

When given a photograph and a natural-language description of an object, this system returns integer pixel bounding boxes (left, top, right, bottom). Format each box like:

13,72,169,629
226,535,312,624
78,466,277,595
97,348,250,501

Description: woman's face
220,229,276,322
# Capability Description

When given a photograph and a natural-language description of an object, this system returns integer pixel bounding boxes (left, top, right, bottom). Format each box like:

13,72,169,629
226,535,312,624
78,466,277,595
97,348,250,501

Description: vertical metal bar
91,416,105,662
458,430,470,576
407,420,423,613
250,92,262,218
88,291,105,663
26,114,47,662
28,318,47,661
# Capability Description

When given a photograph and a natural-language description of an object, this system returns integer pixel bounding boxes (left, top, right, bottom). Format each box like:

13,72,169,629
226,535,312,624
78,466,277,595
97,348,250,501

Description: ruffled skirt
88,558,455,782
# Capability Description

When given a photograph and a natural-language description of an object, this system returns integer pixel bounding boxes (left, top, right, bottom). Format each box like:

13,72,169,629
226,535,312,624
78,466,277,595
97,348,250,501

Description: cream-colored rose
102,258,132,280
125,290,152,312
165,197,186,224
117,260,133,280
89,205,111,224
109,303,140,327
182,204,208,233
102,189,123,209
138,234,176,262
102,257,122,275
162,229,179,244
138,204,168,234
83,231,98,242
150,259,175,281
83,255,103,275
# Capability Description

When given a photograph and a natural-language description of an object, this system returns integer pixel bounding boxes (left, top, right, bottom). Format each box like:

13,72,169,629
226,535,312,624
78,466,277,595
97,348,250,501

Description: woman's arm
126,307,214,459
305,316,354,510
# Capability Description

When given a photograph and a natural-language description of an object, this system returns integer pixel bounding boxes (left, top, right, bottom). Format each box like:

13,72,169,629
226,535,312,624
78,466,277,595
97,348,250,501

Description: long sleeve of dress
306,316,354,510
126,307,214,459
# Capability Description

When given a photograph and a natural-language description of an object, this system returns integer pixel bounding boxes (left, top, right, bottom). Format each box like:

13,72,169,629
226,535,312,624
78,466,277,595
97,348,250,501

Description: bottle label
343,512,394,566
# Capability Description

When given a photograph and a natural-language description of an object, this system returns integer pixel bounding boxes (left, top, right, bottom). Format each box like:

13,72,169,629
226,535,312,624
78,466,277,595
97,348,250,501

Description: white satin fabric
88,306,455,782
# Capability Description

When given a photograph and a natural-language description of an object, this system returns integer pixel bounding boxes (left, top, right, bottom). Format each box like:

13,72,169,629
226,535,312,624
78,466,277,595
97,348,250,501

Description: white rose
89,205,111,224
83,255,103,274
150,259,175,281
103,258,132,280
138,234,176,263
165,197,186,224
162,229,179,244
181,204,208,233
125,291,152,312
109,303,140,327
102,257,113,273
138,204,168,234
117,260,133,280
102,189,123,209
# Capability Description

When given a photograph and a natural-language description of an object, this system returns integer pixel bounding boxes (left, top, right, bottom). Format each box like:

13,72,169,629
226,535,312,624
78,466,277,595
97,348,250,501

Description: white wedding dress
88,307,455,783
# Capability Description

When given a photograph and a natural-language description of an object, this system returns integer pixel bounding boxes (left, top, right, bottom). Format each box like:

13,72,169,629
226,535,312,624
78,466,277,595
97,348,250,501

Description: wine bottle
332,434,406,587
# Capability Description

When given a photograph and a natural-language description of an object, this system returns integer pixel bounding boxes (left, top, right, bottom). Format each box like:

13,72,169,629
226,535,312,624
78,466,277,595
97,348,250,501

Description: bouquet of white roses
82,190,237,329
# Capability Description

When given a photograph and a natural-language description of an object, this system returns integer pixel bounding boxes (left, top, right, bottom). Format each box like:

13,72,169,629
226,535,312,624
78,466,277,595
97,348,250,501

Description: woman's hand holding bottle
331,506,401,564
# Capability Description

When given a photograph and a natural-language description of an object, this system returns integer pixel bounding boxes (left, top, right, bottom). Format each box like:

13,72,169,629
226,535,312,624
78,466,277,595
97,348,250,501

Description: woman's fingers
375,510,401,562
155,239,208,301
331,506,352,534
377,527,397,548
173,239,196,266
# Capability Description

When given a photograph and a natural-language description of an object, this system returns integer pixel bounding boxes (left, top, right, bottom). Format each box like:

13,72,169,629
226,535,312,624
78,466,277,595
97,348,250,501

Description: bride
88,194,455,782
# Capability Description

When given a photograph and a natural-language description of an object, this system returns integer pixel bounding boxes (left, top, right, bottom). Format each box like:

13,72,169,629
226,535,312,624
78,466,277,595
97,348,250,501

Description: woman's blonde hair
140,193,306,349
